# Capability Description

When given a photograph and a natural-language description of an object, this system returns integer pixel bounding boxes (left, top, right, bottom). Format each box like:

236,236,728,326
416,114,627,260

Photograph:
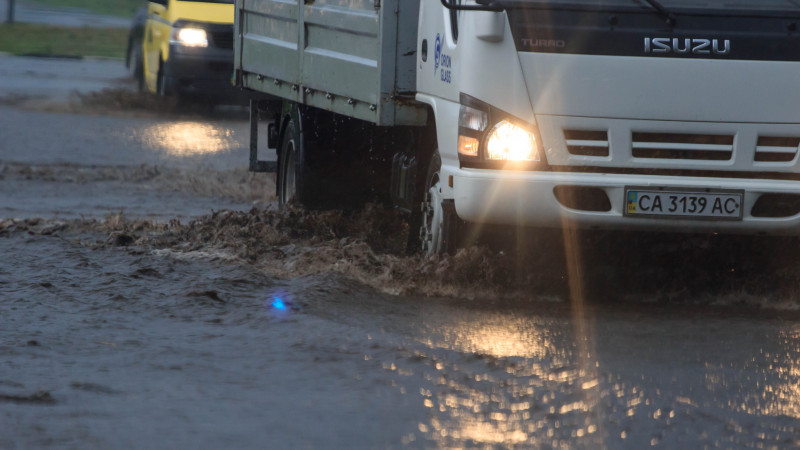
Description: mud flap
441,199,462,254
249,98,277,173
390,153,418,214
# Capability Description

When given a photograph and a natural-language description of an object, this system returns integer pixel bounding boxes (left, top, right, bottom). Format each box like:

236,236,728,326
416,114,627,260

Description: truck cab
417,0,800,250
142,0,236,101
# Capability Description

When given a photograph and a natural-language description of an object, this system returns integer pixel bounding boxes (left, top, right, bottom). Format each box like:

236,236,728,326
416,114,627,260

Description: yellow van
141,0,236,101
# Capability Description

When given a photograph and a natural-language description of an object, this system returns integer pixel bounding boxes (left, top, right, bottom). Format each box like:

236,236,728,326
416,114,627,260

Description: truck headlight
171,27,208,47
458,105,487,157
485,120,539,161
457,94,546,168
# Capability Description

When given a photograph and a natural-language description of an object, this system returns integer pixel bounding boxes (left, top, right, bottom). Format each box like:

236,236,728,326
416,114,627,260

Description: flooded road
4,218,800,448
3,56,800,448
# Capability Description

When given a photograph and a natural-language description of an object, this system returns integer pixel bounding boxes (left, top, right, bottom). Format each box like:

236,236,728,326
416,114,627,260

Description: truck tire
277,109,320,208
420,150,446,254
277,118,300,207
277,105,385,210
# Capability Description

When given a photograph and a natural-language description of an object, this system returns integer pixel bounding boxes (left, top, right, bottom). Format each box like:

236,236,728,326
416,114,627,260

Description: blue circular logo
434,34,441,74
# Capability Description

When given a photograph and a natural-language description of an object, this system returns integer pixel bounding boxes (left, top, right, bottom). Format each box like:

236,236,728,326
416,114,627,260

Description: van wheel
127,43,144,91
157,62,173,97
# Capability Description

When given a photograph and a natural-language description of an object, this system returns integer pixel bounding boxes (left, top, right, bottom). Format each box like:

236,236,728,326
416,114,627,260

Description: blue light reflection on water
266,291,294,317
272,298,287,310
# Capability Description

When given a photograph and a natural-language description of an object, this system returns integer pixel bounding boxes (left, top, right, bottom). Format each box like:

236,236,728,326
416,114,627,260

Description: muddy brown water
3,89,800,448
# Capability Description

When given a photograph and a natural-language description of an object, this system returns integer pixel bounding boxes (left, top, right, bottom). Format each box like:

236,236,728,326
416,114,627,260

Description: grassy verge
0,23,128,58
28,0,144,18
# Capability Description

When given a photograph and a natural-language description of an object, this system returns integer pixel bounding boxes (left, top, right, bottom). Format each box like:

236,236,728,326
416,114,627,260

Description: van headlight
171,27,208,47
485,120,539,161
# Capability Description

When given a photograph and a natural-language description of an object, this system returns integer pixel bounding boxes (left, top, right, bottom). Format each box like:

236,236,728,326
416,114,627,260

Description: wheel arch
276,102,300,168
411,95,441,162
403,98,441,207
411,95,469,254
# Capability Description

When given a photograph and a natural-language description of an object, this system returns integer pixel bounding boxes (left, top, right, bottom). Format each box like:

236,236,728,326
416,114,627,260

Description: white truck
234,0,800,254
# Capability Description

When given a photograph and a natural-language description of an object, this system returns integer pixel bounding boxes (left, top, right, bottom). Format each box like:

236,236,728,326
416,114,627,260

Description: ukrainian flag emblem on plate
627,191,638,214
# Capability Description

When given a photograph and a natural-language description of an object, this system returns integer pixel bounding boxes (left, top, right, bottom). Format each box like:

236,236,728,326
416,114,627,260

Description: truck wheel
277,118,299,207
420,150,445,254
278,106,365,209
277,114,320,208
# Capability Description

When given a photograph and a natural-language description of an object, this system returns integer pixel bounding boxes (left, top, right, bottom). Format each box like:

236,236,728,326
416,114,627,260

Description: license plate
624,187,743,220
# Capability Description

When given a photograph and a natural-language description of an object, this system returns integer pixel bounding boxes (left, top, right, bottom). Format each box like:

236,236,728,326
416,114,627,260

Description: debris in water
109,232,135,247
187,290,226,304
0,391,57,405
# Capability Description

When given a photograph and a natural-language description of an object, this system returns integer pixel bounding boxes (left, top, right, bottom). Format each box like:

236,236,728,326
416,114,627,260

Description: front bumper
165,44,244,102
453,169,800,235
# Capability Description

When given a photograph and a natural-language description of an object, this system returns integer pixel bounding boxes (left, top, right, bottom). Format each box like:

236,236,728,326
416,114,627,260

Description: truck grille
563,130,609,157
631,132,734,161
211,31,234,49
545,116,800,180
755,136,799,162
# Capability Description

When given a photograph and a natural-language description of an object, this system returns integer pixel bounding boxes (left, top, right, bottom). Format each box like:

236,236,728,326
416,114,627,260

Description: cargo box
234,0,426,126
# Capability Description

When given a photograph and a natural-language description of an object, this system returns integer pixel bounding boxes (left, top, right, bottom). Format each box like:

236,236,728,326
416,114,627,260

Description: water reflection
265,290,297,319
410,310,601,447
421,313,560,360
141,122,239,156
725,326,800,419
399,303,800,447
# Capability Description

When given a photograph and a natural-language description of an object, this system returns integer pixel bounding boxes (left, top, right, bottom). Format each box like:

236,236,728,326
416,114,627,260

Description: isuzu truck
235,0,800,254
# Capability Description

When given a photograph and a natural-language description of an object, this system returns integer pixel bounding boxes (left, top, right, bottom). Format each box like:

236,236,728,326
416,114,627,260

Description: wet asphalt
2,33,800,450
0,53,271,220
0,56,135,102
0,0,131,28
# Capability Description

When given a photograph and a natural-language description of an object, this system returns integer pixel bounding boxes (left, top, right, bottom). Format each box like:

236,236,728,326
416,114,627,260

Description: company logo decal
434,33,441,74
644,38,730,55
433,33,452,84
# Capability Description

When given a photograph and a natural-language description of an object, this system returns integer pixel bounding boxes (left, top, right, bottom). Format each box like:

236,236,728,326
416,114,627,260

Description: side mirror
475,11,505,43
